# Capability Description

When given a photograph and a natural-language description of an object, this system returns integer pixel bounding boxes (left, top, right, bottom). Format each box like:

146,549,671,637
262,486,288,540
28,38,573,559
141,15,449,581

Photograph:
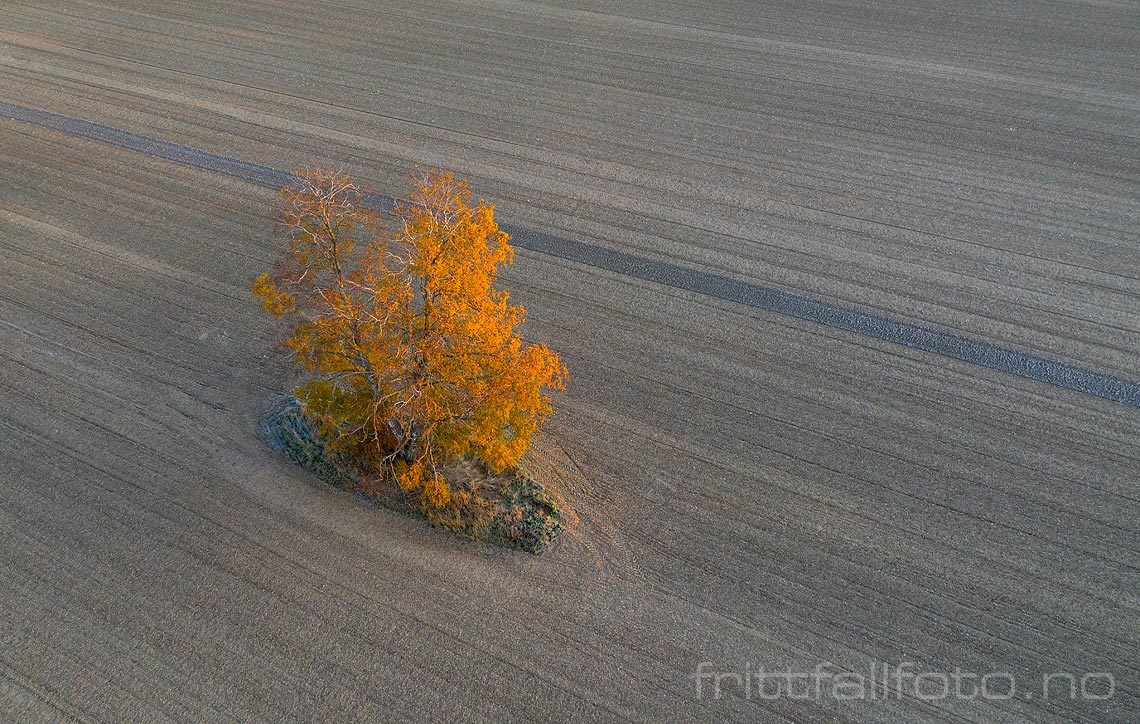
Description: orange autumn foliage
253,168,567,505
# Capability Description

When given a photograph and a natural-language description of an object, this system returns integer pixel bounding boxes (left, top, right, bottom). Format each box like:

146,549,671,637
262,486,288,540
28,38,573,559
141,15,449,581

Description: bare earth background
0,1,1137,721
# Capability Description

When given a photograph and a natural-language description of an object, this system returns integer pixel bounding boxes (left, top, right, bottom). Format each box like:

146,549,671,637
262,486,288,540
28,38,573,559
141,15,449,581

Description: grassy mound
259,398,563,553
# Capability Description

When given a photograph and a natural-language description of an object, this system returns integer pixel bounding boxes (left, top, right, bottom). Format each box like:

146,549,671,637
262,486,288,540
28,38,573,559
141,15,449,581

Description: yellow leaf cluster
252,168,566,508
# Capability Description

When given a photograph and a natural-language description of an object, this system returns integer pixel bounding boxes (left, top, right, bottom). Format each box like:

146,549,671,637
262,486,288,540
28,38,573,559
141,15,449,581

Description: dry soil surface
1,1,1137,721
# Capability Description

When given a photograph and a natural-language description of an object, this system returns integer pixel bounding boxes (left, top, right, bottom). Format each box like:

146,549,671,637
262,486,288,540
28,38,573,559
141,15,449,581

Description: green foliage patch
260,398,563,553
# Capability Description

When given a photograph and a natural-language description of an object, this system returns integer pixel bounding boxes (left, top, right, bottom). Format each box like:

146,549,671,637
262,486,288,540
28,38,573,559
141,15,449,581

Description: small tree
253,168,566,509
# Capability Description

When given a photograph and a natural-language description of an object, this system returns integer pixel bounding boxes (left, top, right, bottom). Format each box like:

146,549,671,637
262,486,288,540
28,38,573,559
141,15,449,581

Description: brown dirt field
1,1,1137,721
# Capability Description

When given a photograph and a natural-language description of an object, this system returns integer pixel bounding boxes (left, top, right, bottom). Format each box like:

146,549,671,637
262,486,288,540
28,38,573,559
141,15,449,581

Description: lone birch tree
253,168,566,508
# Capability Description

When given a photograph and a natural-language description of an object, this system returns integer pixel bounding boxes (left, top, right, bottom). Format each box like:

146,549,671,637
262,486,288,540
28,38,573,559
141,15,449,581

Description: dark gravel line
4,99,1136,407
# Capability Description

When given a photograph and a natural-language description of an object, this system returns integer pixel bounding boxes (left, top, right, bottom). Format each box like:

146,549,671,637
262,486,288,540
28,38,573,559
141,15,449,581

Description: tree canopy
253,169,566,509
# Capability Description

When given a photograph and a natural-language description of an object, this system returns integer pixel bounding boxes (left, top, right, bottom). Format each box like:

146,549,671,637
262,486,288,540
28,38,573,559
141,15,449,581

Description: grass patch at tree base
259,398,564,553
